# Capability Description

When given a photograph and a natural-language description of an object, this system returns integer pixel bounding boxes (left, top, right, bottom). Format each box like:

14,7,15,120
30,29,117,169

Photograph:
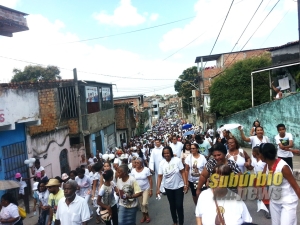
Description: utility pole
200,57,205,131
298,0,300,58
73,68,83,143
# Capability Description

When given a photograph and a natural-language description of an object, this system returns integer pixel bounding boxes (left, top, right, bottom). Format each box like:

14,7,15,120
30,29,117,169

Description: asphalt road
24,148,300,225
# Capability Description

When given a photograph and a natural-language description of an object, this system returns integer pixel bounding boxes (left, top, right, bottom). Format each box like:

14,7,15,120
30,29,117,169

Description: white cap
113,158,119,164
32,182,39,191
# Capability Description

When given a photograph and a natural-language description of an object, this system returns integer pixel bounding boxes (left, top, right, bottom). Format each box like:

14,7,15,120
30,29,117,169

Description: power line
210,0,281,78
202,0,235,69
208,0,235,56
226,0,281,67
161,0,247,62
259,8,291,47
0,55,177,81
222,0,264,66
53,16,196,45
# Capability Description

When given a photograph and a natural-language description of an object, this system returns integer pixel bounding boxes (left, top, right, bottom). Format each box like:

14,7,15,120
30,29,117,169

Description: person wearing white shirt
148,139,165,193
55,180,90,225
275,123,299,170
169,135,183,158
238,125,270,166
195,164,252,225
156,146,188,225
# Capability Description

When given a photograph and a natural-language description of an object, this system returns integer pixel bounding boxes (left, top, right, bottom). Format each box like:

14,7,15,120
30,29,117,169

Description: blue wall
0,123,26,196
217,93,300,148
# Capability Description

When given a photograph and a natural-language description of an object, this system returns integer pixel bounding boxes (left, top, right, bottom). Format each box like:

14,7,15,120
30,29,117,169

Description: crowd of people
4,119,300,225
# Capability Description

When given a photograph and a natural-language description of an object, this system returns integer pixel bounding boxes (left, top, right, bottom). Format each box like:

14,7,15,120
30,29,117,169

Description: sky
0,0,298,97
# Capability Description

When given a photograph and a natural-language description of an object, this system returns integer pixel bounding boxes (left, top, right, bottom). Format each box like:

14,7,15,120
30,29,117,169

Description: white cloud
0,14,189,96
93,0,158,27
0,0,19,8
159,0,297,52
150,13,159,21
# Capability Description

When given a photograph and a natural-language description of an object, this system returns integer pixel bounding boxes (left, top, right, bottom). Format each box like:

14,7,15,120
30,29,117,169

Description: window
58,87,78,118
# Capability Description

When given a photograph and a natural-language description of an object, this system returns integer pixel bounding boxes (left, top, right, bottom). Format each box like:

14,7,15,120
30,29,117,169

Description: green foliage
210,54,271,117
174,66,198,113
11,65,61,82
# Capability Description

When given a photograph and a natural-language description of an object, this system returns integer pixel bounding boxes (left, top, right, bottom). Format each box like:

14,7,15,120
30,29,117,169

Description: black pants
165,187,184,225
278,157,293,170
105,204,118,225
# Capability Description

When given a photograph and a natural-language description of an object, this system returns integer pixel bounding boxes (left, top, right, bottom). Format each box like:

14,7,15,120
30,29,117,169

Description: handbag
18,206,26,219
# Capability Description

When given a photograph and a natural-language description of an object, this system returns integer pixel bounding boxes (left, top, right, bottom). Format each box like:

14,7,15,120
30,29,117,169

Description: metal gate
2,141,29,209
2,141,28,180
59,149,70,174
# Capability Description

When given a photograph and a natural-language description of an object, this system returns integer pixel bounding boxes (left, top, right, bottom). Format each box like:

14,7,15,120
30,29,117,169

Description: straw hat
45,178,61,187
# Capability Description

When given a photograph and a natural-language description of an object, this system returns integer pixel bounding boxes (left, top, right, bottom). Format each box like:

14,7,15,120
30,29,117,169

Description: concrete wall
216,92,300,148
26,127,80,178
84,108,115,133
0,89,40,130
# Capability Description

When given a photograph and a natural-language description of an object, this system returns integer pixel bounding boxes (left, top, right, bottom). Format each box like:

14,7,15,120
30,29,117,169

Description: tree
210,54,272,117
11,65,61,82
174,66,198,113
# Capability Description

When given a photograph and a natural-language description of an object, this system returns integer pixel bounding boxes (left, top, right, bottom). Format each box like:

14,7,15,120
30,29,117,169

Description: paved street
23,148,300,225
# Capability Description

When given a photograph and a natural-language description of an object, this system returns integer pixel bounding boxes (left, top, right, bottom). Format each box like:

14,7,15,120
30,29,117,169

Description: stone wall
217,92,300,148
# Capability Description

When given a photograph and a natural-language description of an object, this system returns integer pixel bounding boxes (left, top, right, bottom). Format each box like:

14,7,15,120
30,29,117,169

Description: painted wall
217,93,300,148
26,127,80,179
0,89,40,130
0,123,26,180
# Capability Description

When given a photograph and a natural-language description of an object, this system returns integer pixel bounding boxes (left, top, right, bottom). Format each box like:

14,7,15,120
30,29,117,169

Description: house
114,103,136,147
1,78,116,184
0,84,40,211
0,5,29,37
194,48,270,129
114,95,146,135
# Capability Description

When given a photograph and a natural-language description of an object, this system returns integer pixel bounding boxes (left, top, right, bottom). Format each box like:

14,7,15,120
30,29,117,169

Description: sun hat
15,173,21,179
45,178,61,187
32,182,39,191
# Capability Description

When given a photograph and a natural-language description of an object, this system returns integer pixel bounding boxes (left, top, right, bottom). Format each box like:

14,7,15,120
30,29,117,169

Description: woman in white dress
259,143,300,225
184,143,207,204
226,137,252,173
131,157,153,223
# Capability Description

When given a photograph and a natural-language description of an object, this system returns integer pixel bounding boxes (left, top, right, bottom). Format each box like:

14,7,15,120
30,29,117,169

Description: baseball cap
15,173,21,179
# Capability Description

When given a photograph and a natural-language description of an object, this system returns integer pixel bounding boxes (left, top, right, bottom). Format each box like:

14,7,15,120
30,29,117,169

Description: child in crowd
252,147,270,219
252,147,265,174
97,169,119,225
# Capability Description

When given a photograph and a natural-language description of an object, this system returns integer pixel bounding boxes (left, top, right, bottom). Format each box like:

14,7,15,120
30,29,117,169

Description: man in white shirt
149,139,165,193
207,127,214,140
275,123,299,170
55,180,90,225
169,135,183,158
204,132,213,147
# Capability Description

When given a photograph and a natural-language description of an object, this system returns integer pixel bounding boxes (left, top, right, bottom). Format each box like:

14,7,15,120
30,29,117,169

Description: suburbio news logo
210,171,283,200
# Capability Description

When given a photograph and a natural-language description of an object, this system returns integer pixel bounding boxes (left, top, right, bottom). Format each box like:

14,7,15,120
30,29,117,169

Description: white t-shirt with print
275,132,293,158
158,157,184,190
131,167,151,191
116,175,141,208
98,181,117,207
185,154,207,182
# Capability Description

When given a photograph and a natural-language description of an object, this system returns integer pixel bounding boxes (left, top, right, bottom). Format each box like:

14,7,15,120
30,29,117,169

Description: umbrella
221,123,241,131
0,180,20,190
183,130,195,136
182,124,192,130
